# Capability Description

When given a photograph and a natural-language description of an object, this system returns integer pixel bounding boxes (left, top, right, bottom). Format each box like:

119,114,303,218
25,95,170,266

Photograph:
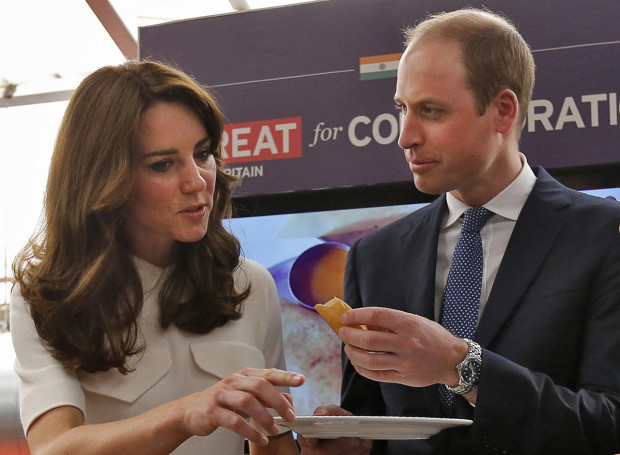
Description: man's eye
395,104,407,115
422,106,441,116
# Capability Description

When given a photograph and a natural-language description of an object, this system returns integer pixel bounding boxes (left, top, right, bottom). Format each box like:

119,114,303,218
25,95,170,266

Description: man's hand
340,307,468,388
297,405,372,455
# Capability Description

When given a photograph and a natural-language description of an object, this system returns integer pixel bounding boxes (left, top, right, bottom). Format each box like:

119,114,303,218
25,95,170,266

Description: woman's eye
150,160,171,172
195,149,216,167
195,149,212,161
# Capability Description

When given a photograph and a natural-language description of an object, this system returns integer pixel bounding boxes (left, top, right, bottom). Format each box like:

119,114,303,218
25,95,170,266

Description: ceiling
1,0,318,104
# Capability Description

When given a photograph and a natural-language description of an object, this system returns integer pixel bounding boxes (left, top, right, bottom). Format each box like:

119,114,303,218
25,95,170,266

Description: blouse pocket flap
78,348,171,404
190,342,266,380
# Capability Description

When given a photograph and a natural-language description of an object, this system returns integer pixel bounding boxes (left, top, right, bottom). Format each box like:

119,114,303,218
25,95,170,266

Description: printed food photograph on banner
226,202,429,415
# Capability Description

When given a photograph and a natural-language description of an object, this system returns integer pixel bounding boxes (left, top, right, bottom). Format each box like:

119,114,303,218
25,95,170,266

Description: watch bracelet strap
446,338,482,395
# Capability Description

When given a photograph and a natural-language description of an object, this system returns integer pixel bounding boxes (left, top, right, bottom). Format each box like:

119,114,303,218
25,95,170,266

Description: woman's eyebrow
141,149,178,159
195,136,211,149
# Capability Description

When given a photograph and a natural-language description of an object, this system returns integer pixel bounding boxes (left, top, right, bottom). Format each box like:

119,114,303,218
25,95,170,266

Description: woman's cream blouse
10,257,288,454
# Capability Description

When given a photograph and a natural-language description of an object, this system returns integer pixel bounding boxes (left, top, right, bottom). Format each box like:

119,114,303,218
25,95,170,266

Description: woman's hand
181,367,305,446
26,368,305,455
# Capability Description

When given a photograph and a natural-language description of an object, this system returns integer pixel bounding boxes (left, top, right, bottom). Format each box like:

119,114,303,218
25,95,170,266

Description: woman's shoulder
9,282,29,323
234,258,279,310
235,257,274,286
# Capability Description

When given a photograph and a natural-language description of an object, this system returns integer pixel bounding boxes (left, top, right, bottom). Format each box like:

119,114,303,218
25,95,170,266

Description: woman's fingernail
260,434,269,445
286,408,296,421
271,422,280,434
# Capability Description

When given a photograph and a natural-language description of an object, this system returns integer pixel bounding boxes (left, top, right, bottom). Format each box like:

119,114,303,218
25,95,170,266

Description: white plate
274,415,472,440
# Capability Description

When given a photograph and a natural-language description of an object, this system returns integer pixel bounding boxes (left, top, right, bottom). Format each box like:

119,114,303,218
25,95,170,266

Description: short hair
405,8,535,132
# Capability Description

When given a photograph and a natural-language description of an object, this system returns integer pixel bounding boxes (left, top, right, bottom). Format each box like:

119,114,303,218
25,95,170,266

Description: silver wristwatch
446,338,482,395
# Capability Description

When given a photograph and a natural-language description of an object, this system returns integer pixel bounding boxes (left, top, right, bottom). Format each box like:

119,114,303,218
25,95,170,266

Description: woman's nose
181,163,207,193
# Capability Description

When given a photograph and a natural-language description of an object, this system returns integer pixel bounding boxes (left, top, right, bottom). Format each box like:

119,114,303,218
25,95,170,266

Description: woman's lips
179,204,207,217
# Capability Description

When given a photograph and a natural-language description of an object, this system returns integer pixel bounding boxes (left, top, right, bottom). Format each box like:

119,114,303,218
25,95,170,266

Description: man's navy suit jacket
341,167,620,454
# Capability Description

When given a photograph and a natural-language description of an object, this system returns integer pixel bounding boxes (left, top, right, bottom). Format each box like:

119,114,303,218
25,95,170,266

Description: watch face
461,359,481,384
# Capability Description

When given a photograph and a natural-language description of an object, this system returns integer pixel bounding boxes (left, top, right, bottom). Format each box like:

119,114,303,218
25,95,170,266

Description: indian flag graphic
359,53,402,80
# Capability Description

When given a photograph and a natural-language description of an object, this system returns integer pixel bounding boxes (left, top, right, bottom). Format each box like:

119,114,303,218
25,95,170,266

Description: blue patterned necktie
438,207,494,415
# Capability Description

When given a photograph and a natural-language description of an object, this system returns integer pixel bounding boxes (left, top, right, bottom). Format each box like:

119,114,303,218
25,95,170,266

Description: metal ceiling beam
86,0,137,60
1,90,75,108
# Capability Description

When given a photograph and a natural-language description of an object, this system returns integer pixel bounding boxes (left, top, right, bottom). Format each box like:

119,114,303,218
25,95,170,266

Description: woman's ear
494,88,519,134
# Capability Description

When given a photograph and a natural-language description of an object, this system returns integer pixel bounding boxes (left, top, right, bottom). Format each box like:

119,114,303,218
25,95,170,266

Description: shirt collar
444,153,537,227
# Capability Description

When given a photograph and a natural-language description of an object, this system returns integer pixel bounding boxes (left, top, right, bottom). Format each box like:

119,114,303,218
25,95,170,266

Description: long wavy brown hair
13,61,249,373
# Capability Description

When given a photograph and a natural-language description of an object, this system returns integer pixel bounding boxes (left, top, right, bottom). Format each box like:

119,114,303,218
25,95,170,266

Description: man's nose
398,114,423,150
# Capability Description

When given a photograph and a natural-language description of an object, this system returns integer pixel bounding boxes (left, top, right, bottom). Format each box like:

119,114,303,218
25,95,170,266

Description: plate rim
274,415,473,440
275,415,473,424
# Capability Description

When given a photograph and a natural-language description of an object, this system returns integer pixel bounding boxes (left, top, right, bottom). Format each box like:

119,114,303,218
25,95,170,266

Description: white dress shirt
434,154,537,323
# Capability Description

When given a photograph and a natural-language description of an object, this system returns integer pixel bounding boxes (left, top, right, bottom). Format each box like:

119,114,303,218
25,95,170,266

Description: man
299,8,620,455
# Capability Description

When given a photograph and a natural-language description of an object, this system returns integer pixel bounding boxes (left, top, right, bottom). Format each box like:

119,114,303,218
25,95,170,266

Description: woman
10,61,304,455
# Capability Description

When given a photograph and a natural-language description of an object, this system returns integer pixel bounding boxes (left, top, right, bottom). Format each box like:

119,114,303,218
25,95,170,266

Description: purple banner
139,0,620,196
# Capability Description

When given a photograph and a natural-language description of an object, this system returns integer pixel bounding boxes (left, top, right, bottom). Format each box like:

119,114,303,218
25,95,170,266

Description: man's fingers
313,404,352,417
343,307,415,332
297,406,372,454
296,433,318,448
339,326,399,353
298,435,372,453
351,362,398,383
344,344,395,371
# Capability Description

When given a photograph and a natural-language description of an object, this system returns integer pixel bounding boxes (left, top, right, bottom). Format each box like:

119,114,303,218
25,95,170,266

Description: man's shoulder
565,190,620,235
569,189,620,211
531,166,620,215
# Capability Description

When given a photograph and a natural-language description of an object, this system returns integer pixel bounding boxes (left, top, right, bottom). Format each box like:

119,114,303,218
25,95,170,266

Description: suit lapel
476,168,572,347
400,196,446,320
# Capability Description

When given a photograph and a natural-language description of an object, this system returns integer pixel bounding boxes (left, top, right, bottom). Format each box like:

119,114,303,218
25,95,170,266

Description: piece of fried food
314,297,367,335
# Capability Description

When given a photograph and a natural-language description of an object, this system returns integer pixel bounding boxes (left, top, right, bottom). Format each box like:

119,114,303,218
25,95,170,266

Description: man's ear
493,88,519,134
